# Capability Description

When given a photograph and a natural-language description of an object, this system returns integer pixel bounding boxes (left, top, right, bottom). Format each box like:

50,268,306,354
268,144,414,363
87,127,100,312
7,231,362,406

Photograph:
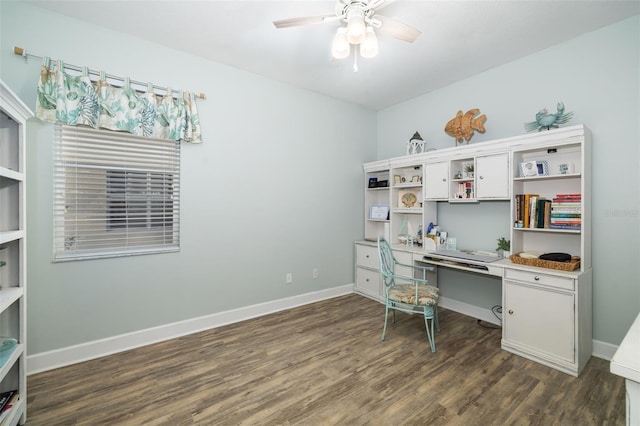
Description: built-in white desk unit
611,312,640,426
356,125,592,377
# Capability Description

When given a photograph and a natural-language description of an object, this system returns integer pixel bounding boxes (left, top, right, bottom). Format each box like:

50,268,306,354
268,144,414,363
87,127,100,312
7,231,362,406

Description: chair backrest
378,236,396,288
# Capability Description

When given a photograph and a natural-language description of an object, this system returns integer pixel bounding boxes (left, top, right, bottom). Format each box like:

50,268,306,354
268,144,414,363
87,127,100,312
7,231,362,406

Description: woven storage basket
510,253,580,271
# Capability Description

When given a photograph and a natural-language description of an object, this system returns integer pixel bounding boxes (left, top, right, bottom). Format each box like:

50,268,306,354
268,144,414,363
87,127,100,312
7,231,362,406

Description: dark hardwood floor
27,294,625,425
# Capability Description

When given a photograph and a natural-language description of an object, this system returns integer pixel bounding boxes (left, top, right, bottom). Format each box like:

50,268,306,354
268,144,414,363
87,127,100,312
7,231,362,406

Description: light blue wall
1,1,637,357
0,2,377,354
377,15,640,345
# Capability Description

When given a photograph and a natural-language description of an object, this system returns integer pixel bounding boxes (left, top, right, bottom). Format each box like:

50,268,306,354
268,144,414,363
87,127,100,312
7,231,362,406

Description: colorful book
536,199,550,228
549,224,581,230
0,392,19,425
0,392,15,413
523,194,539,228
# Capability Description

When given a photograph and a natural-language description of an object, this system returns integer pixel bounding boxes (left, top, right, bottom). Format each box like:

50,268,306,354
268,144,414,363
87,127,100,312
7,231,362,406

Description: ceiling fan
273,0,421,63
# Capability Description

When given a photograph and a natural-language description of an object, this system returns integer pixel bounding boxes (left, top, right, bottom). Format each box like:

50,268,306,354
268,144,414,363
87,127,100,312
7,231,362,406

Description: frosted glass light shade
332,28,351,59
360,27,379,58
346,15,366,44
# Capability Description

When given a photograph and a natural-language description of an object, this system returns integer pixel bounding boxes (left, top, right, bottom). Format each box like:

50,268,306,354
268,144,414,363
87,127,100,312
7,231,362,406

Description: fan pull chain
353,47,359,73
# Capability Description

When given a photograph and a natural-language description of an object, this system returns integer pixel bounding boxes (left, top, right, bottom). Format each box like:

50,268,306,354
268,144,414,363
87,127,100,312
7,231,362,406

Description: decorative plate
401,192,417,207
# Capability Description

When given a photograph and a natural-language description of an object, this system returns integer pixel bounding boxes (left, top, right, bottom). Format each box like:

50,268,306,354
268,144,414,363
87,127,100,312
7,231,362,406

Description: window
53,125,180,261
106,170,174,230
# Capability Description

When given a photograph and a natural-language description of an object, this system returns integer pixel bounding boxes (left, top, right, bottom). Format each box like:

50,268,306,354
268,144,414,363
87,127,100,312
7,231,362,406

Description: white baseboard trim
27,285,620,375
27,284,354,375
438,296,502,326
592,339,618,361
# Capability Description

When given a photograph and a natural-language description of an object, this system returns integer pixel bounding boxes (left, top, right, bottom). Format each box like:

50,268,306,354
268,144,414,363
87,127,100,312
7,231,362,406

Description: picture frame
369,205,389,220
519,160,549,177
393,175,402,185
557,162,574,174
411,175,421,183
368,177,378,188
520,161,538,177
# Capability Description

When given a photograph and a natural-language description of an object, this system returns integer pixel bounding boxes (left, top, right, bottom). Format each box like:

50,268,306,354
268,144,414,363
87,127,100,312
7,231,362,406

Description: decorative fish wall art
445,108,487,144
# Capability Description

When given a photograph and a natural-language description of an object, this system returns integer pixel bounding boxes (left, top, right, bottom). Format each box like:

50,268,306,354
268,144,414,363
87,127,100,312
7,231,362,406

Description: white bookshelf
0,79,33,425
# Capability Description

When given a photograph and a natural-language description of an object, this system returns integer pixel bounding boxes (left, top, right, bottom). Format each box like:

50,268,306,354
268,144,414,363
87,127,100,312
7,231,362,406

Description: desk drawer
356,244,379,269
504,268,574,291
356,267,381,296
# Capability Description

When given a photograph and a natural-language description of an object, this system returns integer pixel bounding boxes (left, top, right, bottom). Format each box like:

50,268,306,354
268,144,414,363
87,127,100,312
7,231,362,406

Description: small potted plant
464,163,474,178
496,237,510,258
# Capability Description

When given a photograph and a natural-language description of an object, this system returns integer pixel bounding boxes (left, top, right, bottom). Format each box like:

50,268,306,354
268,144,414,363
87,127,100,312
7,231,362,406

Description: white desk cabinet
355,243,381,300
354,242,419,301
503,279,574,361
361,125,592,377
502,267,592,376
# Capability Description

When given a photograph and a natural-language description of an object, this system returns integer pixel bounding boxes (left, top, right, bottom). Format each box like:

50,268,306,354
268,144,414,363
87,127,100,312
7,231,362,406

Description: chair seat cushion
388,284,439,306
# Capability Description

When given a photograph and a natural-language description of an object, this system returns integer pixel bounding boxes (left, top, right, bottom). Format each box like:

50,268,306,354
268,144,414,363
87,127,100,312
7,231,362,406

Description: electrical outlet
286,273,293,284
312,268,319,279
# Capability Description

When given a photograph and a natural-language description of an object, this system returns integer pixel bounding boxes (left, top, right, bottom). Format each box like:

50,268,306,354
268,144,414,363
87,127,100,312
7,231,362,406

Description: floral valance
35,57,202,143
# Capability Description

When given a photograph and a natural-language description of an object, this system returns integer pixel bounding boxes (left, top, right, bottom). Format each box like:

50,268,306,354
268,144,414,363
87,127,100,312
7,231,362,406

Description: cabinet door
424,161,448,199
476,153,509,199
504,280,574,362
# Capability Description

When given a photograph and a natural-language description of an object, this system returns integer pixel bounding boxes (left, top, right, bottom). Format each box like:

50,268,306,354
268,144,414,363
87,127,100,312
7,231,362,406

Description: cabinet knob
479,176,484,180
442,178,446,182
508,309,514,315
366,278,370,282
534,276,540,281
366,255,370,258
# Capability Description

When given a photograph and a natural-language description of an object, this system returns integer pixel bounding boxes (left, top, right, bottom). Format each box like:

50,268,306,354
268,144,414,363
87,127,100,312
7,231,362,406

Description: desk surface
356,240,584,279
611,312,640,383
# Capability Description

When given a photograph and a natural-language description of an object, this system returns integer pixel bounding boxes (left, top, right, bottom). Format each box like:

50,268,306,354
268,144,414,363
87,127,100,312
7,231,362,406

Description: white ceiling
24,0,640,110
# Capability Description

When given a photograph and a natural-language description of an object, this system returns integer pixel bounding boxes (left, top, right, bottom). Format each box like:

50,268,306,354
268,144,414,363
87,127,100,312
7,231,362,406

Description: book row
515,193,582,230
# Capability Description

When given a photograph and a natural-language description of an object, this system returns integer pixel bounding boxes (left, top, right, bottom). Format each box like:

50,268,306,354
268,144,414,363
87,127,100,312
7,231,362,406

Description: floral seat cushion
388,284,439,306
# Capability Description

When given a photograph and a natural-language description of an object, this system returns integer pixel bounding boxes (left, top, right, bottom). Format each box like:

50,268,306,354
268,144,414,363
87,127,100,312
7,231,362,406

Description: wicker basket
510,253,580,271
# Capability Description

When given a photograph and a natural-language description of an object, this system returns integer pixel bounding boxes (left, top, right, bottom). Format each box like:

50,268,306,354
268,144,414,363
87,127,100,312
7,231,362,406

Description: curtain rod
13,46,206,100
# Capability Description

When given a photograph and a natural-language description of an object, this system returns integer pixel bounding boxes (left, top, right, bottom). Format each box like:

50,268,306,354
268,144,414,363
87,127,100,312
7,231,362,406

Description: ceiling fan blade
366,0,396,12
372,14,421,43
273,14,336,29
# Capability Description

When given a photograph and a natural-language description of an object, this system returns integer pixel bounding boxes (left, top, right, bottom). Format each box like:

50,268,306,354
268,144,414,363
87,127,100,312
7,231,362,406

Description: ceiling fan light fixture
332,27,351,59
360,26,379,58
346,9,366,44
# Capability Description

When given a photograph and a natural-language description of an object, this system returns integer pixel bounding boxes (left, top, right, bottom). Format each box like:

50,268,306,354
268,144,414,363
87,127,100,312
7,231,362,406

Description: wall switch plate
286,273,293,284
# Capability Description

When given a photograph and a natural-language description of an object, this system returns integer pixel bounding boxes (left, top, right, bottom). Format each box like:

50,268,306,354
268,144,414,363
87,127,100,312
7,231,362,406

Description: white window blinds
53,124,180,261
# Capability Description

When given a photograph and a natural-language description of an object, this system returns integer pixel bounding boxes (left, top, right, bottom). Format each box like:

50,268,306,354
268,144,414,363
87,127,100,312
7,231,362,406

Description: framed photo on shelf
394,175,402,185
557,162,574,174
369,205,389,220
519,160,549,177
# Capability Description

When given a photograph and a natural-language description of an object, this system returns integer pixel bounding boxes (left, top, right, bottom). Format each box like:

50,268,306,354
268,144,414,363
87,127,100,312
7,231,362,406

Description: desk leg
627,379,640,426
